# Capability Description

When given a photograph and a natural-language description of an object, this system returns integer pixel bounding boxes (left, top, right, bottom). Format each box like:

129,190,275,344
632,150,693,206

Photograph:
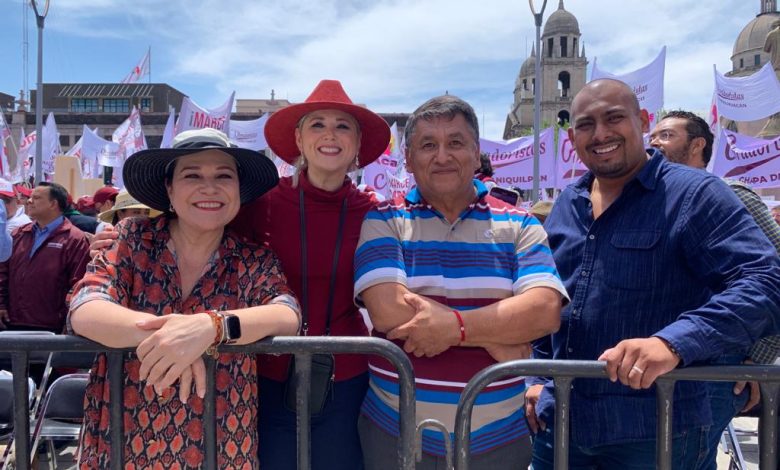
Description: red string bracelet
451,309,466,344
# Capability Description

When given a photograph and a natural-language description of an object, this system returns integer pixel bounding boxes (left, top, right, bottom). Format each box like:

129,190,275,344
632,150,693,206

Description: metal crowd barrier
454,359,780,470
1,335,417,470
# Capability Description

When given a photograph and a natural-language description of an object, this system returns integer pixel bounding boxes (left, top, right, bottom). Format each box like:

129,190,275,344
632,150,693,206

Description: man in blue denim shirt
526,79,780,469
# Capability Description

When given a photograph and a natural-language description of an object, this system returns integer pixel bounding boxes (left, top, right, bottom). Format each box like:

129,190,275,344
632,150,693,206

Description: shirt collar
33,216,64,235
572,148,663,196
405,178,488,205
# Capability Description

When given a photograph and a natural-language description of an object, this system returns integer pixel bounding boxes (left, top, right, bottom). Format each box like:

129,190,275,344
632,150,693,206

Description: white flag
229,115,268,151
591,46,666,126
18,128,34,181
0,112,12,178
112,107,147,159
713,62,780,122
160,108,176,148
81,127,115,179
121,48,150,84
176,92,234,135
39,112,61,175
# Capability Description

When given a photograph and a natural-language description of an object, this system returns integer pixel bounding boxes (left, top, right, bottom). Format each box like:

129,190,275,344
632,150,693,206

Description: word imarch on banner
176,92,235,136
712,128,780,189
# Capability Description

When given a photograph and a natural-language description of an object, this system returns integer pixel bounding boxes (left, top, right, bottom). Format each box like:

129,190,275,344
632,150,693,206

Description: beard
660,143,692,166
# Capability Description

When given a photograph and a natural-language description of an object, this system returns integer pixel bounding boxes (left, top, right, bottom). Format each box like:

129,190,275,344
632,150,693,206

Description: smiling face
295,109,361,180
165,150,240,233
405,112,481,209
569,80,650,185
649,117,705,168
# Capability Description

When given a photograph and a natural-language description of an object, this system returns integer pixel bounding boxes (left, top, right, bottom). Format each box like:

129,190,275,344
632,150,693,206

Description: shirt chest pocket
603,230,661,290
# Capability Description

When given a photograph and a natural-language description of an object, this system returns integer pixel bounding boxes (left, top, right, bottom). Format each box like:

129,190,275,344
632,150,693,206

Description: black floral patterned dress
69,215,295,469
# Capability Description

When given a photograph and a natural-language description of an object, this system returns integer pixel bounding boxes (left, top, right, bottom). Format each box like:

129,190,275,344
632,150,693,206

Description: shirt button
567,347,573,353
588,234,595,240
581,271,589,277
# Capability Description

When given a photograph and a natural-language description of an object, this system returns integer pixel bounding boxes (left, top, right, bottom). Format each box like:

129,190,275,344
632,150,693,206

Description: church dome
733,12,780,58
519,54,535,78
543,1,580,37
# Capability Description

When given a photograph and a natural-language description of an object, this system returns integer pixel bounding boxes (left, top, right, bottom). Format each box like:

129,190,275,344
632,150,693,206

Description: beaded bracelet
205,310,223,359
451,309,466,344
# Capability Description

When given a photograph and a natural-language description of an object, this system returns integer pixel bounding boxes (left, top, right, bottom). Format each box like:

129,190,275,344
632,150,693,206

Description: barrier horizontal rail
454,359,780,470
1,335,416,470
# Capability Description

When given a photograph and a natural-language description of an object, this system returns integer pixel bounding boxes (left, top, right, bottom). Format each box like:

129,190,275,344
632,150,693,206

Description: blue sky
0,0,764,140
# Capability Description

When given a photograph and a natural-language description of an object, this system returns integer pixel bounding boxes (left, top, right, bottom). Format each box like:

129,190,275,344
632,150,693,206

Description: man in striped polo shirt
354,95,569,469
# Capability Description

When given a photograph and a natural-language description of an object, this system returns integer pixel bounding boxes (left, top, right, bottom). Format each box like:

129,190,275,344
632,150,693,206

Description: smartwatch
221,313,241,344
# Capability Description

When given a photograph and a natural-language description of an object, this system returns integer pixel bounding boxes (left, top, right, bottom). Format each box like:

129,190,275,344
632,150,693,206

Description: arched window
558,71,571,98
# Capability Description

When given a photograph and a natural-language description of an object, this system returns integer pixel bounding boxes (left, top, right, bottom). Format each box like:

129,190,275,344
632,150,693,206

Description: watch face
225,315,242,340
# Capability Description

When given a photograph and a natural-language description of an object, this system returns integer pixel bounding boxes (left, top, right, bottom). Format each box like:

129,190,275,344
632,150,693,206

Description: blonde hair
290,111,362,188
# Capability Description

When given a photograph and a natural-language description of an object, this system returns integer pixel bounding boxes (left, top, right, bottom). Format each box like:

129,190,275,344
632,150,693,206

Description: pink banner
555,128,588,189
712,128,780,189
479,128,555,189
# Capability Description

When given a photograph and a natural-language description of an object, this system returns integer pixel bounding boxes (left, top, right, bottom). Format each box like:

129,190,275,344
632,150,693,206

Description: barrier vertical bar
203,356,217,470
11,352,30,470
759,382,780,469
654,378,675,470
107,352,125,470
553,376,573,470
395,349,416,470
295,352,312,470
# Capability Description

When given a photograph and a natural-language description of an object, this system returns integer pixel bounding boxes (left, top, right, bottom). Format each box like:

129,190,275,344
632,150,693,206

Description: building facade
504,0,587,139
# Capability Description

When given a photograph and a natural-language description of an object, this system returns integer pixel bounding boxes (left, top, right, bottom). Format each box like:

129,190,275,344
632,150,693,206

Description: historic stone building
504,0,587,139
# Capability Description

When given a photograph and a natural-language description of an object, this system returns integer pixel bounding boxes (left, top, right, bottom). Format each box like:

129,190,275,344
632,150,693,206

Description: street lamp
30,0,50,185
529,0,547,203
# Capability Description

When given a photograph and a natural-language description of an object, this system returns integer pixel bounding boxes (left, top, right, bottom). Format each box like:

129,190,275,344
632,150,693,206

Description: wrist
451,309,466,345
656,336,682,364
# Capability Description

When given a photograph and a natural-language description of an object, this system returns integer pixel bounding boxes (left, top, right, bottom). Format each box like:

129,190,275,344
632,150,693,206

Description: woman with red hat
232,79,390,469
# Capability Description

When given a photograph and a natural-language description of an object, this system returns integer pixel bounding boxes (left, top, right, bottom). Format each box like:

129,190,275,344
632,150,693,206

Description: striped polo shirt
354,180,568,457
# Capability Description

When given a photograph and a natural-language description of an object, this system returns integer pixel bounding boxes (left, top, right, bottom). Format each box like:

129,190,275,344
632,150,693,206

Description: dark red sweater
233,171,375,381
0,219,90,332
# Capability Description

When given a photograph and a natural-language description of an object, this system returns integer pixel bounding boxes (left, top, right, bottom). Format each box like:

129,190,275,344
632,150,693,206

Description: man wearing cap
1,179,30,235
93,186,118,215
354,95,568,468
0,182,89,332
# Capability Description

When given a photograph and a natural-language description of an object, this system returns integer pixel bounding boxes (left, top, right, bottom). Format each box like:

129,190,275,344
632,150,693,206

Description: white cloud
5,0,770,139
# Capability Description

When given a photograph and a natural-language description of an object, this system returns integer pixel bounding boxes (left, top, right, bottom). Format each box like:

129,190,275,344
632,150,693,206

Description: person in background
92,186,119,215
69,128,300,469
530,200,554,224
650,109,780,469
475,152,497,190
773,205,780,226
0,182,89,332
0,179,30,235
97,189,158,229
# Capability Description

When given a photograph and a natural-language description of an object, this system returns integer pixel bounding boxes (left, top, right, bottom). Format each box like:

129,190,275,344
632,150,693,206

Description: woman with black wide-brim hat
70,128,301,469
232,79,390,469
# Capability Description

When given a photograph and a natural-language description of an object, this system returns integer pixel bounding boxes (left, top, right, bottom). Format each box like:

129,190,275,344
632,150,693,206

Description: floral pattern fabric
69,215,293,469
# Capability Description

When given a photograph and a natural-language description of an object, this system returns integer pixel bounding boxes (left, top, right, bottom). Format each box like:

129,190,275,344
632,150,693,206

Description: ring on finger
631,365,644,374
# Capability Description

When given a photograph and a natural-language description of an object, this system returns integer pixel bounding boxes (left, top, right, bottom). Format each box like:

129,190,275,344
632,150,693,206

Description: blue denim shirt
531,150,780,447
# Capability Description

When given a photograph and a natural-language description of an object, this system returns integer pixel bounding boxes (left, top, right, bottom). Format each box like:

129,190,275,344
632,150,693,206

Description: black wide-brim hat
123,128,279,212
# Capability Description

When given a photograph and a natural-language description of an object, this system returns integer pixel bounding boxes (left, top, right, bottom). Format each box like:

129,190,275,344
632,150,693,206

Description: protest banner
712,128,780,188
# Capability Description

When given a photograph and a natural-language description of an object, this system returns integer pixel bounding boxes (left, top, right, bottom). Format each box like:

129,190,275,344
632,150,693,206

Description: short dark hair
37,182,68,213
660,110,714,165
404,95,480,146
477,153,494,177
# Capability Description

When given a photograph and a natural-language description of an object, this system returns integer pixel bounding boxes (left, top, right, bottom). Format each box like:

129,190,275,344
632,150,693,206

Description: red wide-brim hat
264,80,390,168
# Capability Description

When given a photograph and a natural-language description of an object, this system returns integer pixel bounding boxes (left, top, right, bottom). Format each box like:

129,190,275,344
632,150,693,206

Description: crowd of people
1,78,780,469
